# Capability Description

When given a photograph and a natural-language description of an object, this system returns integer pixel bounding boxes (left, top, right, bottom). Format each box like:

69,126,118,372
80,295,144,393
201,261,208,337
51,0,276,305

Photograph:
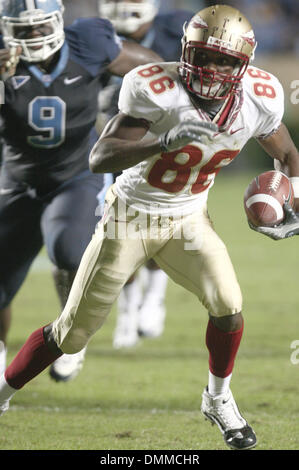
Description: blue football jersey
0,18,121,193
147,10,193,61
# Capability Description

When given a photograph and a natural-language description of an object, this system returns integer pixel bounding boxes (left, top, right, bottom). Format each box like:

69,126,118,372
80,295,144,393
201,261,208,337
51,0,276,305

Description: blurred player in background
0,0,161,380
98,0,194,349
1,4,299,450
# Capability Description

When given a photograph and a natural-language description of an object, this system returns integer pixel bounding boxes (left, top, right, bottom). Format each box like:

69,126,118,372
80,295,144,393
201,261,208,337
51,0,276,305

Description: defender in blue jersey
0,0,161,380
97,0,194,350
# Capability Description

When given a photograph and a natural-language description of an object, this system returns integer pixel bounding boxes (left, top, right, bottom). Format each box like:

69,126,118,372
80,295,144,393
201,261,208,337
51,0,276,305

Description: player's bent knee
48,231,85,271
207,284,243,318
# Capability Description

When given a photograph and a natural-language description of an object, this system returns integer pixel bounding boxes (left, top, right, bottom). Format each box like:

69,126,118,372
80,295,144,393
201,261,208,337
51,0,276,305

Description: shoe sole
201,410,257,450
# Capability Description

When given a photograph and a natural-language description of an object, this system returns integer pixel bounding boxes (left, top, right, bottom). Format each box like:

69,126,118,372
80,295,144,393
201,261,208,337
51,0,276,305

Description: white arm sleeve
118,69,164,124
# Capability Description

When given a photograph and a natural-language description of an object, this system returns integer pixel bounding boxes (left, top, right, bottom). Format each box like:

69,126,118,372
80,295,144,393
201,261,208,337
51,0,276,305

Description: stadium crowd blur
64,0,299,56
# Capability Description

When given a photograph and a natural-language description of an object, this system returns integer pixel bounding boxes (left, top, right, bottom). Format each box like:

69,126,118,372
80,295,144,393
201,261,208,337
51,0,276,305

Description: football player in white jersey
97,1,194,349
1,5,299,450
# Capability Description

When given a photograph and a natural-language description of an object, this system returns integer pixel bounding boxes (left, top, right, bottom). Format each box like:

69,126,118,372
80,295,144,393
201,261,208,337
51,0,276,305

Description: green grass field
1,170,299,451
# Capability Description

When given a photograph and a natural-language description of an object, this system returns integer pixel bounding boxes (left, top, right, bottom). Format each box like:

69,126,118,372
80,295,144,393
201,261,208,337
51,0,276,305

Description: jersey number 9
27,96,66,148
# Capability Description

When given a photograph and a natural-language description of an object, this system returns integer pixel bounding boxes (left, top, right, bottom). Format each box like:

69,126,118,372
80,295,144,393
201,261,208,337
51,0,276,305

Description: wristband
290,177,299,198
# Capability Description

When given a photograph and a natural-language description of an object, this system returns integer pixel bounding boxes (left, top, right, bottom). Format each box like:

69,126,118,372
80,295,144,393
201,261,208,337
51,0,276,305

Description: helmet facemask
98,0,159,35
179,5,257,101
1,9,65,63
181,39,249,100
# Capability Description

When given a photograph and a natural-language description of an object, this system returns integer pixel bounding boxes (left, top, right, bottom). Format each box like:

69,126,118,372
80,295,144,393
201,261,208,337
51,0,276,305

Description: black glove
248,202,299,240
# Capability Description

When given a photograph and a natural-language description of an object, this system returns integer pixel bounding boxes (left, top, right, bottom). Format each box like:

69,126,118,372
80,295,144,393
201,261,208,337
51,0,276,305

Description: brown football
244,170,294,227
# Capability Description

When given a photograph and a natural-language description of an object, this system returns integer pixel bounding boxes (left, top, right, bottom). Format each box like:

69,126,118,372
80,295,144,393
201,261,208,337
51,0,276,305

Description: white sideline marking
9,405,196,415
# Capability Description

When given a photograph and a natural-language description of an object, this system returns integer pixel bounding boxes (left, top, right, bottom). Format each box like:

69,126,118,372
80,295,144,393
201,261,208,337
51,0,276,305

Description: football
244,170,294,227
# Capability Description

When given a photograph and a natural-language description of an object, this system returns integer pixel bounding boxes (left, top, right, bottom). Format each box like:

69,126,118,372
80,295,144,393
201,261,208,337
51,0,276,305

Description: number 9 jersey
115,62,284,216
0,18,122,194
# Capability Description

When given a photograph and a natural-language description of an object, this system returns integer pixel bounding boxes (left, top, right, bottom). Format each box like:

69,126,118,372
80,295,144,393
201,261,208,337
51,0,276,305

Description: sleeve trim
255,123,282,140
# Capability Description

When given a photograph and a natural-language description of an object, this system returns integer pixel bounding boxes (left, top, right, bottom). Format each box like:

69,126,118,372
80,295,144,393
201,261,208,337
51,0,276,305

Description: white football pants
52,186,242,353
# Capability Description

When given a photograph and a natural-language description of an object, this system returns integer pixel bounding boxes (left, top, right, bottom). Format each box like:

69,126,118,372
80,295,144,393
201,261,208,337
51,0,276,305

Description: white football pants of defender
52,186,242,354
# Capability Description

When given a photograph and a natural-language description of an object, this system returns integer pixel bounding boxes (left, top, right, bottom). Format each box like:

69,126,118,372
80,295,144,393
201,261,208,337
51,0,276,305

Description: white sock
118,278,143,315
208,371,232,397
138,265,150,289
140,268,168,308
0,341,7,376
0,373,16,402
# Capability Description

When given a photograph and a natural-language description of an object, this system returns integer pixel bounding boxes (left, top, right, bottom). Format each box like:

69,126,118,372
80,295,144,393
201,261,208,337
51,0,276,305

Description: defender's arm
107,41,162,77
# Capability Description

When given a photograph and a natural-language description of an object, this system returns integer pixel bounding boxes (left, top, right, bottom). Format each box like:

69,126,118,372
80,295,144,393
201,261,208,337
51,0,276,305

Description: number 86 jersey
115,62,284,216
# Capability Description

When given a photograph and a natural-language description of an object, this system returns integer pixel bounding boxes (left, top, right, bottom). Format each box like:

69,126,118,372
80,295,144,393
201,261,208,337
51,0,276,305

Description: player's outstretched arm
107,40,162,77
89,113,217,174
251,123,299,240
257,123,299,208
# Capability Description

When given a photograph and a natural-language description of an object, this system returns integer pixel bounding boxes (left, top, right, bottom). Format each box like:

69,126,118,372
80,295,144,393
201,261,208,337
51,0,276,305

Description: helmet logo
241,30,255,47
190,15,208,29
